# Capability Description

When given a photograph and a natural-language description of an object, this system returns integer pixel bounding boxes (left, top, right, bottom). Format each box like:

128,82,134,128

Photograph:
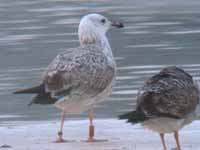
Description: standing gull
14,13,124,143
119,66,200,150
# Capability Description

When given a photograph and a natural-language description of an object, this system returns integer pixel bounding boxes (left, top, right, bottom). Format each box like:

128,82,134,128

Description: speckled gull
119,66,200,150
14,13,124,142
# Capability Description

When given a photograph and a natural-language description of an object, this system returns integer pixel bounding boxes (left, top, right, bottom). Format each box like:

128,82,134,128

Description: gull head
78,13,124,45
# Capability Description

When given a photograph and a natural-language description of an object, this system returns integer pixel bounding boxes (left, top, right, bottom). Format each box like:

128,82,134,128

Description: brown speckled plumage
42,44,115,99
137,66,199,119
119,66,200,150
14,14,125,142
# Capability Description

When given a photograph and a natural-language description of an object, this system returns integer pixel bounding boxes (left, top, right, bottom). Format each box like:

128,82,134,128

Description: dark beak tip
112,22,124,28
119,22,124,28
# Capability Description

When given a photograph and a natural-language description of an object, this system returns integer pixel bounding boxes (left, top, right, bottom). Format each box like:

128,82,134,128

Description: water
1,0,200,121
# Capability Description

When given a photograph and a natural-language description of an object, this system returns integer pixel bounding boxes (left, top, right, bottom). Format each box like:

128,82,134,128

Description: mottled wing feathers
137,66,199,119
42,44,115,98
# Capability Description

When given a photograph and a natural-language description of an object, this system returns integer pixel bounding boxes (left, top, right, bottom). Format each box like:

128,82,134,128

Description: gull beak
111,21,124,28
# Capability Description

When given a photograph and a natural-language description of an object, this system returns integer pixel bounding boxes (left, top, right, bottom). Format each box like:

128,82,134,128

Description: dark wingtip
27,101,33,107
118,111,132,120
13,84,44,94
118,110,146,124
13,89,30,94
13,90,22,94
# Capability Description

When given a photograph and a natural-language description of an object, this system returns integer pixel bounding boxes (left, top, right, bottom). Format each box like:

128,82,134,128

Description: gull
119,66,200,150
14,13,124,143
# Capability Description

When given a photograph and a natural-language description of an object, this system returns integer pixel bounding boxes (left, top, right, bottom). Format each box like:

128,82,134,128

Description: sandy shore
0,119,200,150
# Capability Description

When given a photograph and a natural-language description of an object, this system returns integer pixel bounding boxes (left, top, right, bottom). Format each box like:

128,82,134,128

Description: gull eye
101,18,106,24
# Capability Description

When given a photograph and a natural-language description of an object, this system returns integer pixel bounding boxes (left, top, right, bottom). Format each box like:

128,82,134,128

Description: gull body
119,66,200,150
14,13,123,142
48,44,115,114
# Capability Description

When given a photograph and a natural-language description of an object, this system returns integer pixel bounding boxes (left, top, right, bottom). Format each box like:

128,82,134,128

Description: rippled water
1,0,200,121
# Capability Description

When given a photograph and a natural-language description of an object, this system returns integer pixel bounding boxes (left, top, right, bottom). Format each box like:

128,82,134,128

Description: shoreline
0,119,200,150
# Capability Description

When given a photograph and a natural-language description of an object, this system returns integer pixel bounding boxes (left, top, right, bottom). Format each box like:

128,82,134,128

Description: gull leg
83,108,107,142
160,133,167,150
55,111,67,143
174,131,181,150
86,108,95,142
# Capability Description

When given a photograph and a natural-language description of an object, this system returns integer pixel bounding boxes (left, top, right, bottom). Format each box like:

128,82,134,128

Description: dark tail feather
28,92,58,106
14,84,44,94
119,111,134,120
118,110,148,124
14,83,58,106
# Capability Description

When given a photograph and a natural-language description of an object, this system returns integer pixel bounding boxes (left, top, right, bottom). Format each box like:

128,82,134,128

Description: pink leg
55,111,67,143
159,133,167,150
174,131,181,150
83,108,107,142
85,108,95,142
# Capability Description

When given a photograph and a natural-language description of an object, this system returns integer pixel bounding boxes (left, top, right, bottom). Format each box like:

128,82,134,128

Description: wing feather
42,45,115,98
137,66,199,118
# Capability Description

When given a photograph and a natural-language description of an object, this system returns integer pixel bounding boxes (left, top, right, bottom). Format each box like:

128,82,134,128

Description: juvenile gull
14,13,123,142
119,66,200,150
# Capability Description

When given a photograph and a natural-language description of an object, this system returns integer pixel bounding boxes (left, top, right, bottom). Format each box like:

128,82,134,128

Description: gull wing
42,45,115,98
137,66,199,118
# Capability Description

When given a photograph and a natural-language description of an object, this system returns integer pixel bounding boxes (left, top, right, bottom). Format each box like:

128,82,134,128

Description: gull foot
171,148,181,150
82,138,108,143
53,138,75,143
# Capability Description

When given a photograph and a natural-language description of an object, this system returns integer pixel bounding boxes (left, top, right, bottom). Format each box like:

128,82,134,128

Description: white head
78,13,123,45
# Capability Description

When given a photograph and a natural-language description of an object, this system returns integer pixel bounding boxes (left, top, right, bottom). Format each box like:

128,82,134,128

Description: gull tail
28,92,58,106
14,84,58,106
14,84,44,94
118,110,148,124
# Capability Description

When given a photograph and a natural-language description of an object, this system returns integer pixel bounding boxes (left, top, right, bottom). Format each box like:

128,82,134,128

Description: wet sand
0,119,200,150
